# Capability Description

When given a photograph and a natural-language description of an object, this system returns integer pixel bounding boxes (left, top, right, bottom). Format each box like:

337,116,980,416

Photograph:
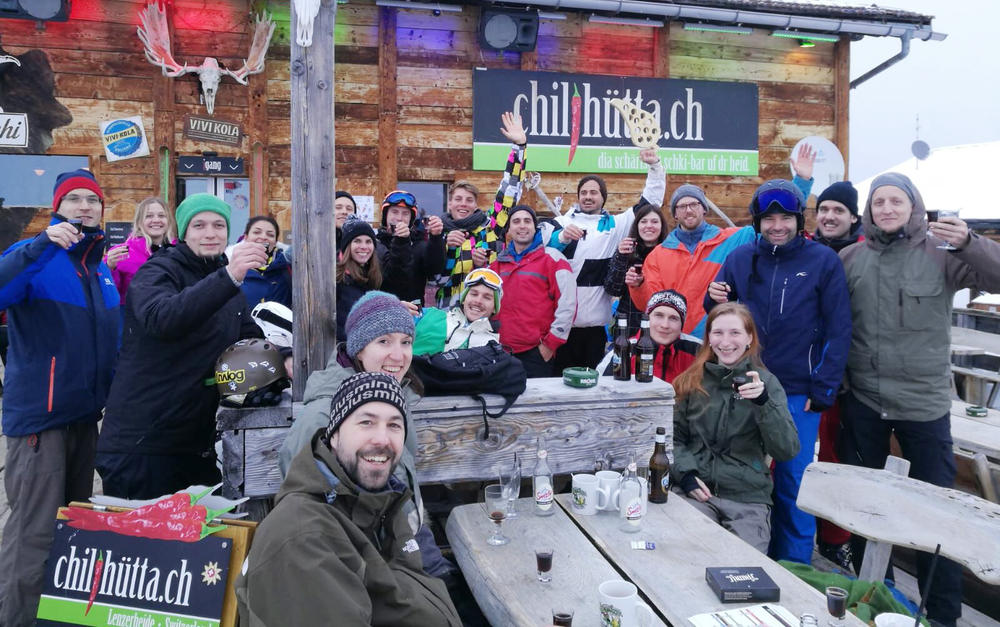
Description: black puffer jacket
98,243,261,457
375,225,445,304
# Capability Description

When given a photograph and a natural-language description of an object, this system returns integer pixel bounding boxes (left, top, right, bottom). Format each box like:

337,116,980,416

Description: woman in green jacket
670,302,800,552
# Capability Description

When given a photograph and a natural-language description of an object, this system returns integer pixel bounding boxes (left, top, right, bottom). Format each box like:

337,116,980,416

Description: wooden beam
834,37,850,172
151,2,176,205
247,69,269,217
653,24,670,78
291,0,338,399
520,49,537,71
378,7,398,202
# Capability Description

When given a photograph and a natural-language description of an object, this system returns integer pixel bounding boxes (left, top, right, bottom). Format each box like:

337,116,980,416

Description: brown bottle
612,314,632,381
648,426,670,503
635,314,655,383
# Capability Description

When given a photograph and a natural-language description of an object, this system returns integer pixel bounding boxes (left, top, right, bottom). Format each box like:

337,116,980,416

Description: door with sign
177,177,250,245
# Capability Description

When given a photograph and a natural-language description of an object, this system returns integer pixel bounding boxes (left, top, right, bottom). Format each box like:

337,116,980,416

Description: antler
224,13,276,84
137,1,188,77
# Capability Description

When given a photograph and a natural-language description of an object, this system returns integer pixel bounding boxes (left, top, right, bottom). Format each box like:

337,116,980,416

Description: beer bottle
618,451,644,532
635,314,655,383
533,436,554,516
612,314,632,381
648,426,671,503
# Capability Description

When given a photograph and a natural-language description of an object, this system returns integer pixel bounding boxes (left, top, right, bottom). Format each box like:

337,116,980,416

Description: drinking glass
502,453,522,518
731,375,748,400
825,586,848,626
484,484,509,546
552,608,574,626
934,208,961,250
535,547,553,583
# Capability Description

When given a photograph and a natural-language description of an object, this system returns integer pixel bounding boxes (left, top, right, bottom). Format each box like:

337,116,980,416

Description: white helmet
251,301,293,348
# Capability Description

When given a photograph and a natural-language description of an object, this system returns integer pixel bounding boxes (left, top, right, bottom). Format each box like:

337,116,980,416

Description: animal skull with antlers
137,2,275,115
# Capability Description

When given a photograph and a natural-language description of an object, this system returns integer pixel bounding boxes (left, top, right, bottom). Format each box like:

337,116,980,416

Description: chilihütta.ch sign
473,69,759,176
183,114,243,147
0,108,29,148
37,522,231,626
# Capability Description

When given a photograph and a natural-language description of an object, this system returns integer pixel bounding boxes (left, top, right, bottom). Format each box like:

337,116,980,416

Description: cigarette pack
705,567,780,603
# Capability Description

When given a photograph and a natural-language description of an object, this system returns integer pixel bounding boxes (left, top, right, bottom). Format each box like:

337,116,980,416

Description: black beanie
817,181,859,217
577,175,608,204
339,214,376,253
508,204,537,225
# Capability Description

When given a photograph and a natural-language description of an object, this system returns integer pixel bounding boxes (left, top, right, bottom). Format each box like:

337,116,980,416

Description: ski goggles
382,190,417,210
756,187,801,215
462,268,503,292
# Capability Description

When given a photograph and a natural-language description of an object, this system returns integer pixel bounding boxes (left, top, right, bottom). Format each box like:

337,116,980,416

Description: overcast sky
847,0,1000,181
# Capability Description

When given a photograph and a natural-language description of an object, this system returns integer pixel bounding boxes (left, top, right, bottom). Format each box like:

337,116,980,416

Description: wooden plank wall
2,0,842,237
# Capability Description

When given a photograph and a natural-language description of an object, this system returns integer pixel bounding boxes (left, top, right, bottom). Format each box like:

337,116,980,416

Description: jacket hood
862,172,927,247
301,351,421,411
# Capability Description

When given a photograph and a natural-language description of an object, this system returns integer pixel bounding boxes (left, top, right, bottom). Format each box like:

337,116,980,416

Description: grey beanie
669,184,709,217
325,372,407,443
344,291,415,359
869,172,916,205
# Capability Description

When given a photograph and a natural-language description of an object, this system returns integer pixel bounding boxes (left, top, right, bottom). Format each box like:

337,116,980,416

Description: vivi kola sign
473,69,759,176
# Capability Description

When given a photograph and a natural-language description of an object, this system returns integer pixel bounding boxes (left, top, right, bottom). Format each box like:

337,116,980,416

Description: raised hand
790,143,816,180
500,111,527,146
227,240,269,283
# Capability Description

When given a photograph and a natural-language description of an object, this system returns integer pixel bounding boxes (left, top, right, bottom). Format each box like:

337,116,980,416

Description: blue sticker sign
99,116,150,162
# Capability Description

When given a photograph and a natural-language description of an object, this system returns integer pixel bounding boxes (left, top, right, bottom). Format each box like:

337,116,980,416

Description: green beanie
175,193,231,241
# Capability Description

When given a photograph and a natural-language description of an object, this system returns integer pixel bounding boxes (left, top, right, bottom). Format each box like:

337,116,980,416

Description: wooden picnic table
950,401,1000,463
447,494,864,626
952,326,1000,356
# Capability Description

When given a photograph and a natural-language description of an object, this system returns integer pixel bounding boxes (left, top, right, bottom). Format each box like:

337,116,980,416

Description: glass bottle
533,436,554,516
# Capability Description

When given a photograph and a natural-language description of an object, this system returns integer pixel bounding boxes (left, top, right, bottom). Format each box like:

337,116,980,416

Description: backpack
410,341,527,439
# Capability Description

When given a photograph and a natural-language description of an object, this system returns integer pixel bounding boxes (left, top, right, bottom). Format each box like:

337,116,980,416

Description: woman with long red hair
670,302,799,553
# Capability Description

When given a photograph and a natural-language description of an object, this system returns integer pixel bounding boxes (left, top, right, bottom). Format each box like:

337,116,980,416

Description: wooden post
856,455,910,583
653,24,670,79
377,6,398,202
290,0,338,400
151,2,176,204
247,69,269,217
834,37,850,171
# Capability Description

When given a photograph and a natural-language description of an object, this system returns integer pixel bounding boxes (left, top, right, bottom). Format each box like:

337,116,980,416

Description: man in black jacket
376,190,446,304
96,193,266,499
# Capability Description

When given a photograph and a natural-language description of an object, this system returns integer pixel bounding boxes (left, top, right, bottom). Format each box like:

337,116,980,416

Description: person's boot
818,541,854,573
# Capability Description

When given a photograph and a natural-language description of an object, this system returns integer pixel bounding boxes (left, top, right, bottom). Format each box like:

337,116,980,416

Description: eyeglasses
674,201,703,212
382,190,417,210
62,194,102,207
757,187,800,215
463,268,503,292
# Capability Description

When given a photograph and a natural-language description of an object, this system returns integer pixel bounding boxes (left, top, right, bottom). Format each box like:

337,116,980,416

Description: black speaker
479,9,538,53
0,0,70,22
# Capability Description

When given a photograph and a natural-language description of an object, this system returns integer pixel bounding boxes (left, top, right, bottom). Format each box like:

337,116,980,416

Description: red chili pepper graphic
568,83,582,165
85,550,103,616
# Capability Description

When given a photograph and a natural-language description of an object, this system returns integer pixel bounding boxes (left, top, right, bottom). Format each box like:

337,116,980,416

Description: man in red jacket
490,205,576,377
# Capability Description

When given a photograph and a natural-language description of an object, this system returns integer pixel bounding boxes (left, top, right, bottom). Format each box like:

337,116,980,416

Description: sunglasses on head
757,187,800,215
383,191,417,209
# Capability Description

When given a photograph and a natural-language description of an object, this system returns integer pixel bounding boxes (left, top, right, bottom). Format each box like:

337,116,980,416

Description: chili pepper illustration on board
568,83,581,165
84,550,103,616
66,507,226,542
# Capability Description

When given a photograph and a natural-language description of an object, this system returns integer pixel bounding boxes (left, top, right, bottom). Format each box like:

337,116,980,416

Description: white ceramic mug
595,470,621,511
598,579,655,627
571,473,606,515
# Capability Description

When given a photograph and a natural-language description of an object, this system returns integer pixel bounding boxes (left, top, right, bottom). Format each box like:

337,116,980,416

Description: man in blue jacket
705,179,850,564
0,169,121,625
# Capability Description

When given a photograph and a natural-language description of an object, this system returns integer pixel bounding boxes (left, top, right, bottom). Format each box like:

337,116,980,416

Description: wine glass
484,484,509,546
825,586,848,626
934,208,961,250
502,453,522,518
731,375,748,400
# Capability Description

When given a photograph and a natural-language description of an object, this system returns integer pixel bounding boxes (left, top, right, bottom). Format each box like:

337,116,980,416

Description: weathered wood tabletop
952,326,1000,356
554,494,867,627
446,497,668,627
950,400,1000,462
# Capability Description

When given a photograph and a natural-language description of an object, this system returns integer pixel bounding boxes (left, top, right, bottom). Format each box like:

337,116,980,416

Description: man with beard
236,372,461,627
433,112,527,307
705,179,850,566
548,148,665,370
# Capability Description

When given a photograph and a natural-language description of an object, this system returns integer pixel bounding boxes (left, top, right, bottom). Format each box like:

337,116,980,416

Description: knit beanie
345,291,415,359
508,204,537,226
669,184,709,217
175,193,231,241
335,190,357,211
816,181,859,217
869,172,917,206
460,268,503,315
645,289,687,329
339,214,376,253
325,372,407,444
52,169,104,212
577,175,608,204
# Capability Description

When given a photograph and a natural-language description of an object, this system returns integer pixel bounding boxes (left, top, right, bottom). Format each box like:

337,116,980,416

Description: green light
771,30,840,43
799,39,815,47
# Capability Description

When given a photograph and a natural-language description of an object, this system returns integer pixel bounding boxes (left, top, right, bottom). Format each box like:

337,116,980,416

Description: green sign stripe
37,595,220,627
473,143,759,175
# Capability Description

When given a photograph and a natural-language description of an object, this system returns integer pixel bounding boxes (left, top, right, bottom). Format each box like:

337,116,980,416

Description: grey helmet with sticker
215,338,289,407
250,301,293,348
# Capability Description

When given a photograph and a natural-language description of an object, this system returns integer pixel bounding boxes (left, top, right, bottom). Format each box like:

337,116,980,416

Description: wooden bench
952,365,1000,407
797,457,1000,587
216,376,675,497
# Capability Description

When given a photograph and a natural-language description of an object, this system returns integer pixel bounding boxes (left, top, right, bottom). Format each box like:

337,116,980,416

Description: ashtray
562,367,598,388
966,405,988,417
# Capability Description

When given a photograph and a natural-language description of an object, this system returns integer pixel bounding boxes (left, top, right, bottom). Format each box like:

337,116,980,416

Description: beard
336,445,400,492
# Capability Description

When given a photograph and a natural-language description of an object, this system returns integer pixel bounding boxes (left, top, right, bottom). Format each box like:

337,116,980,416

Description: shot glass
535,548,553,583
552,608,574,626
